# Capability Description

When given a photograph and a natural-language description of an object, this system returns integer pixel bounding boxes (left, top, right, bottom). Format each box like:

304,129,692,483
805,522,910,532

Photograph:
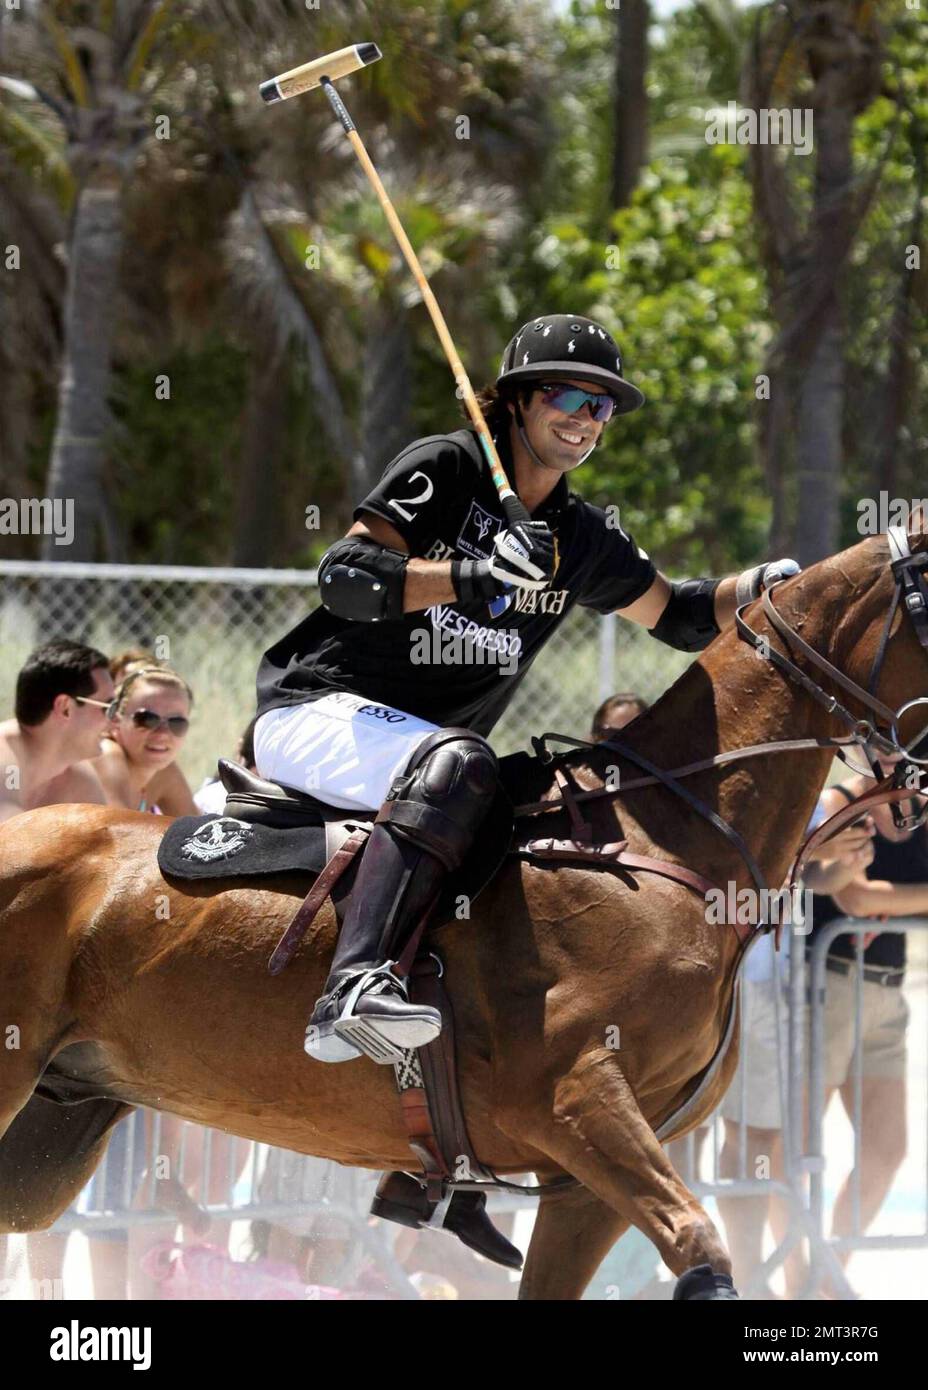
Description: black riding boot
306,727,498,1065
306,821,446,1062
370,1171,523,1271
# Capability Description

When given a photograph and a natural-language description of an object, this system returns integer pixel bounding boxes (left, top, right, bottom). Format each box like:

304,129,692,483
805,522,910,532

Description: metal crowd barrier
670,917,926,1300
45,1113,536,1299
805,919,928,1298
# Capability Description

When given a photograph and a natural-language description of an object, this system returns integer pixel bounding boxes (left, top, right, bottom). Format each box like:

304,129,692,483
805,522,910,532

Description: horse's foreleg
506,1049,734,1295
518,1182,630,1301
0,1093,132,1234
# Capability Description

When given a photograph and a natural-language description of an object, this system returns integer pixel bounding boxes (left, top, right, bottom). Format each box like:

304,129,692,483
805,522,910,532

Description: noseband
735,525,928,830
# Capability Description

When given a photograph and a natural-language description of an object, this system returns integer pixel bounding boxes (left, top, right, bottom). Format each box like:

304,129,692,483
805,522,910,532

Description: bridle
735,525,928,832
514,527,928,928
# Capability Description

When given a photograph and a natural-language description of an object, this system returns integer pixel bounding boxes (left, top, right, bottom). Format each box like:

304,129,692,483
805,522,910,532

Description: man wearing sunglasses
0,641,114,824
255,312,797,1264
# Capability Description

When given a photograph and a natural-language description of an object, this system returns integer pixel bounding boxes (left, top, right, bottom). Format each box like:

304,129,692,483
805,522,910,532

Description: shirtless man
0,640,115,823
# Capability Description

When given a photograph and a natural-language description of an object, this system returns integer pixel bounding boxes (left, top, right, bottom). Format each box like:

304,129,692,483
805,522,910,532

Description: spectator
715,805,874,1297
0,640,112,822
247,1151,379,1294
807,752,928,1292
86,660,210,1294
590,692,649,742
93,663,197,815
126,1123,250,1300
109,647,158,683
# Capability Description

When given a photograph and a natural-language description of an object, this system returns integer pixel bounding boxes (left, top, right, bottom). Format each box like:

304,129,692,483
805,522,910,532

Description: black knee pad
407,727,498,800
379,728,498,868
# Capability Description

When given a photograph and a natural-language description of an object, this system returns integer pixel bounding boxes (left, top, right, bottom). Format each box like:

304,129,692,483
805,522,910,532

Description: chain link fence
0,560,693,780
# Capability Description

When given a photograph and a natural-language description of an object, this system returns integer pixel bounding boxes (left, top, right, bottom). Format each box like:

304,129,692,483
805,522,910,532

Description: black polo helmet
497,313,645,414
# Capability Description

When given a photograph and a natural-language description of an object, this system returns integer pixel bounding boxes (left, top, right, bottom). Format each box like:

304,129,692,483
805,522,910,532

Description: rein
513,527,928,939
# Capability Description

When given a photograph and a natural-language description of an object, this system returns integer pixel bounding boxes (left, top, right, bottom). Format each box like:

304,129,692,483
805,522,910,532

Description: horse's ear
908,502,928,551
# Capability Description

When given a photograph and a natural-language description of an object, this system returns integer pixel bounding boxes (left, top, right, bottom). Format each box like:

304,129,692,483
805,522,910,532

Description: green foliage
108,340,247,564
837,7,928,544
2,0,926,575
511,146,770,570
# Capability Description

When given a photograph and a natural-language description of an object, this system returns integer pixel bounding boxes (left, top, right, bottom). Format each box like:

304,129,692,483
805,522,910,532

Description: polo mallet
260,43,532,529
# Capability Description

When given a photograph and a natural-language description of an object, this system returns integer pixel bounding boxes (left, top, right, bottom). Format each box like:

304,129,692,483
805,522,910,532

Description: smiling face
509,377,611,473
70,666,116,760
111,679,190,771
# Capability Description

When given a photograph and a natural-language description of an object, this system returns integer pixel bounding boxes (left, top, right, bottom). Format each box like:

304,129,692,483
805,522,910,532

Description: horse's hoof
673,1264,739,1300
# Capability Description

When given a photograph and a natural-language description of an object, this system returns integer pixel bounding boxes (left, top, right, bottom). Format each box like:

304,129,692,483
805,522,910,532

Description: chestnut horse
1,524,925,1299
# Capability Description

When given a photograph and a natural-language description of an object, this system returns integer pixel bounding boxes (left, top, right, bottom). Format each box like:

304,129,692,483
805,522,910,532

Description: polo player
254,313,798,1263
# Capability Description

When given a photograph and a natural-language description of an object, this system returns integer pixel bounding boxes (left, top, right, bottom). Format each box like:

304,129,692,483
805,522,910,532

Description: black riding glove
451,521,556,604
489,520,556,590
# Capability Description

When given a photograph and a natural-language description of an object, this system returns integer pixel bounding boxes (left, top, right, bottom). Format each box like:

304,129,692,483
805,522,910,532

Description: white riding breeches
252,691,441,812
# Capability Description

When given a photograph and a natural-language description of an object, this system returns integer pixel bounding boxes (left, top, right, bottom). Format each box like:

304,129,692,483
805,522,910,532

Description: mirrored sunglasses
538,382,616,423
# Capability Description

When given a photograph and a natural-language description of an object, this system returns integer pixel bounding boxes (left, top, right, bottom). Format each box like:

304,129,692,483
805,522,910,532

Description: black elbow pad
649,578,722,653
317,536,408,623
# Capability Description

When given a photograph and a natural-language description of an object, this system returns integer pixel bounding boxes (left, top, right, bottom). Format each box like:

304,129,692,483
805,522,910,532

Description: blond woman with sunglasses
92,663,198,815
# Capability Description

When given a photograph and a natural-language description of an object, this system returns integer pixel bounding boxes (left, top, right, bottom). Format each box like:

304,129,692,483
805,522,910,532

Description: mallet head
260,43,381,104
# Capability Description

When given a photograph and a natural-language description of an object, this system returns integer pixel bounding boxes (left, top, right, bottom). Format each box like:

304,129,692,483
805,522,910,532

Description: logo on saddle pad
180,817,254,862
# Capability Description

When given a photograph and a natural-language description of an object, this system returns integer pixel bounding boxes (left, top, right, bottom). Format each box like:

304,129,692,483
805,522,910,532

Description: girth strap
394,956,579,1203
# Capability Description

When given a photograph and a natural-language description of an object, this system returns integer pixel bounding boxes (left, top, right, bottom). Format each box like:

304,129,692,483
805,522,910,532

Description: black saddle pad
157,783,515,927
159,814,331,880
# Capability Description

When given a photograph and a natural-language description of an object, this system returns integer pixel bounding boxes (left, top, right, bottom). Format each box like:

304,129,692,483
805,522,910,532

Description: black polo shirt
255,426,656,737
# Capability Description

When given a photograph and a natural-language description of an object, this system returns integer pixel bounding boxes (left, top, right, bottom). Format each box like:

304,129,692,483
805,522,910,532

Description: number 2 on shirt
387,472,434,523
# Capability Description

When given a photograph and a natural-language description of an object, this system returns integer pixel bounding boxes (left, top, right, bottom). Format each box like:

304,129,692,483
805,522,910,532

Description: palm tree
746,0,886,564
611,0,650,210
1,0,554,564
642,0,753,161
1,2,170,560
0,87,67,520
0,0,323,562
219,0,554,527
